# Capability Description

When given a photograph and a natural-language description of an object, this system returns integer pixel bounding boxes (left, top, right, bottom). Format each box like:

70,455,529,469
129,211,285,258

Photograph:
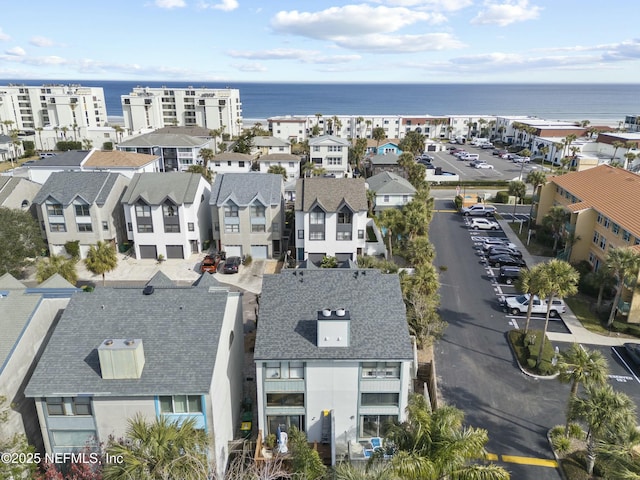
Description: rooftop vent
143,285,154,295
322,308,331,317
336,308,346,317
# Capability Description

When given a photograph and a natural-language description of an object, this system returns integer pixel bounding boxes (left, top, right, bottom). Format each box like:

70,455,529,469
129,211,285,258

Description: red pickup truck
200,253,223,273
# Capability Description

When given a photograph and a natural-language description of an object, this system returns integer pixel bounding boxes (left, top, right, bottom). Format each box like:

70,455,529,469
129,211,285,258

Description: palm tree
623,151,637,170
569,383,637,477
372,127,386,151
187,164,212,183
508,180,526,220
541,206,567,252
535,260,579,369
525,170,546,223
208,127,225,154
36,254,78,284
611,140,626,163
378,208,404,259
385,394,510,480
538,145,550,167
557,343,609,434
103,415,210,480
197,147,215,172
604,247,640,327
113,124,124,143
365,119,372,138
35,127,44,151
267,164,287,179
515,264,546,334
335,462,395,480
82,138,93,150
84,241,118,286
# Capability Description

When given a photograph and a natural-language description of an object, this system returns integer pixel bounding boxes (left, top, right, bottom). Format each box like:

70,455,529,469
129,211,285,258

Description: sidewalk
497,217,637,347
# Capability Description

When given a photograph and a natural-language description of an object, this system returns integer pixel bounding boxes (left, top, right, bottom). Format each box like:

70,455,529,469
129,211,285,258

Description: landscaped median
507,329,558,378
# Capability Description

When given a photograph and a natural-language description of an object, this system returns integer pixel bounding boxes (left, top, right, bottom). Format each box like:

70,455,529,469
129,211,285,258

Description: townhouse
121,172,211,260
536,165,640,321
121,86,242,137
308,135,351,178
254,153,303,201
211,152,253,174
24,272,244,480
210,173,285,259
0,273,79,449
252,136,291,156
33,171,130,258
294,177,369,264
254,268,415,461
117,132,212,172
0,176,41,211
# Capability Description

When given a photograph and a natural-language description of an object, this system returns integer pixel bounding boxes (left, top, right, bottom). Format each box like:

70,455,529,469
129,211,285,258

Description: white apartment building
121,87,242,137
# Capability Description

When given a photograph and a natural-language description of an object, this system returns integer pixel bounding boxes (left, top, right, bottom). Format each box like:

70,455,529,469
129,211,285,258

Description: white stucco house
121,172,211,259
366,171,417,214
254,268,415,463
25,272,244,480
294,177,369,265
211,152,253,175
308,135,351,178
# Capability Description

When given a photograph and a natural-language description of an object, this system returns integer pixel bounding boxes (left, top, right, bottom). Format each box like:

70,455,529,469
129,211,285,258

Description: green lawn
506,221,554,257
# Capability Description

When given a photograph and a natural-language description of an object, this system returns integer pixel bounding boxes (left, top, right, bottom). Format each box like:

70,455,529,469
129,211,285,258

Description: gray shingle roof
27,150,89,167
256,153,301,163
24,285,235,397
366,171,417,195
121,172,202,205
0,177,20,205
210,173,283,207
118,133,208,148
32,171,123,206
369,153,400,165
254,269,413,361
308,135,350,146
253,136,290,147
213,152,253,161
295,177,368,212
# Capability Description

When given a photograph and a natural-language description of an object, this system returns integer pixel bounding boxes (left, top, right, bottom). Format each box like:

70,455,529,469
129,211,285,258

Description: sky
0,0,639,83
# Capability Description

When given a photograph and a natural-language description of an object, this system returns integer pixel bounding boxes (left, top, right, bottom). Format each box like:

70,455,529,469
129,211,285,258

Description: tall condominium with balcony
121,87,243,137
0,84,108,132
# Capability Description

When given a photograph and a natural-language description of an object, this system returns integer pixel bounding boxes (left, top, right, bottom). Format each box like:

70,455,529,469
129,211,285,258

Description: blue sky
1,0,639,83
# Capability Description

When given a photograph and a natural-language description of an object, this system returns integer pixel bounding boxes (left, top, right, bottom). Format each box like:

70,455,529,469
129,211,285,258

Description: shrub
102,141,113,151
243,254,252,266
64,240,80,259
508,329,557,376
552,435,571,454
56,141,82,151
549,425,565,440
567,423,585,440
521,196,533,205
454,195,463,210
494,191,509,203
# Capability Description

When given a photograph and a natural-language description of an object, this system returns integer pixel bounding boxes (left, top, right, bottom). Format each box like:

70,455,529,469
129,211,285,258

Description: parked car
417,159,434,168
624,343,640,366
512,156,531,163
200,253,223,273
500,153,515,160
474,162,494,169
469,218,500,230
482,239,517,251
497,266,522,285
222,256,242,274
418,153,434,161
502,294,566,317
487,254,527,268
487,245,522,258
481,143,495,149
493,149,508,156
461,204,497,217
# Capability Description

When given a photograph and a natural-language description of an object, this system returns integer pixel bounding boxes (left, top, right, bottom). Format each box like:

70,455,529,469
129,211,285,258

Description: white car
502,294,566,317
512,156,531,163
474,162,494,169
469,218,500,230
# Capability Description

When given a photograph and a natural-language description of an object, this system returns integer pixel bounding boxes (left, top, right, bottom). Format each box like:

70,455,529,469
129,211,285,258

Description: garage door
250,245,268,259
166,245,184,259
139,245,157,259
224,245,242,257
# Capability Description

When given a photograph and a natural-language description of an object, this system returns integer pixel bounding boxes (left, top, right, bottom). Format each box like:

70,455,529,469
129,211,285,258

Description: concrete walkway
497,217,638,347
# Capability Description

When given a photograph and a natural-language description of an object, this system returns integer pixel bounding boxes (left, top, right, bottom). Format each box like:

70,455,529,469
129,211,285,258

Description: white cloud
30,36,54,47
213,0,238,11
154,0,186,9
5,46,26,56
333,32,465,53
271,5,446,40
471,0,541,27
228,48,361,64
0,28,10,42
371,0,473,10
231,62,268,72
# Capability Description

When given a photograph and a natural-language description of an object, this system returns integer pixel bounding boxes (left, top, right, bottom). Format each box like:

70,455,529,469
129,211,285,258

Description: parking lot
428,143,545,181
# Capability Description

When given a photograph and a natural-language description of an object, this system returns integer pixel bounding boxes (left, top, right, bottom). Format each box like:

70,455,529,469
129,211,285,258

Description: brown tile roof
551,165,640,235
83,150,158,168
295,177,368,212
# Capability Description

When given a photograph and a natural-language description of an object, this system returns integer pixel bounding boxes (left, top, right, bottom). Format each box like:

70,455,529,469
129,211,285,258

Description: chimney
98,339,145,379
317,309,350,347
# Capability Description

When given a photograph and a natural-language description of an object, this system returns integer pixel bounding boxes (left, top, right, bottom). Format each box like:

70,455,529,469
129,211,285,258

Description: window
623,230,631,242
74,204,90,216
225,224,240,233
612,223,620,235
272,222,280,233
327,157,342,165
50,222,66,232
604,217,610,228
46,397,65,416
47,203,63,216
361,362,400,378
267,393,304,407
360,415,396,438
77,223,93,232
51,430,96,448
251,204,266,217
361,393,399,407
72,397,92,416
337,208,352,224
313,146,320,152
225,203,239,217
159,395,203,414
227,161,232,166
589,252,596,264
402,195,409,203
163,203,177,217
298,229,304,239
135,204,151,217
188,222,195,232
337,231,352,240
265,361,304,379
239,161,245,167
383,195,390,203
599,235,607,250
309,207,325,240
593,231,600,244
127,222,132,232
102,221,108,231
358,229,365,239
138,224,153,233
165,224,180,233
252,224,266,232
328,145,342,152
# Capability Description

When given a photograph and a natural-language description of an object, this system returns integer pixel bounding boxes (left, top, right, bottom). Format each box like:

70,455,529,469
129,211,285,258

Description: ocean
2,80,639,125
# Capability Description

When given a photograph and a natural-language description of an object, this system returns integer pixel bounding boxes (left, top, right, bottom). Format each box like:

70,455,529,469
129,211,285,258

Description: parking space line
611,347,640,384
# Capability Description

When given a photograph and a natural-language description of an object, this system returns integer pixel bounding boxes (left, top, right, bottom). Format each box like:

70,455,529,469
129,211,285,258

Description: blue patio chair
370,437,383,451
